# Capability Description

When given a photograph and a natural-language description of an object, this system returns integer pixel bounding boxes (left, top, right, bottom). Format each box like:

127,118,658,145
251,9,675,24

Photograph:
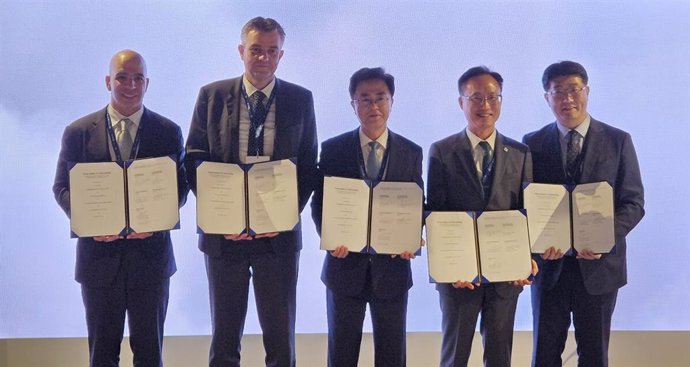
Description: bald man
53,50,188,367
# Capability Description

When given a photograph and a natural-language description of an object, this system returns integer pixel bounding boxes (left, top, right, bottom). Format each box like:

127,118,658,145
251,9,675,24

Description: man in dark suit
524,61,644,367
184,17,317,367
311,67,422,367
427,66,535,367
53,50,188,367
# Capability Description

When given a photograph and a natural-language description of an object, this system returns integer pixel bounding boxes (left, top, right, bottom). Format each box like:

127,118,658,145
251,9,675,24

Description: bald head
106,50,149,116
109,49,147,76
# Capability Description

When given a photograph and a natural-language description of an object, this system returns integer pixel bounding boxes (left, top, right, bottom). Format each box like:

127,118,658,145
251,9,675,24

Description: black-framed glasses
352,96,390,108
462,94,502,105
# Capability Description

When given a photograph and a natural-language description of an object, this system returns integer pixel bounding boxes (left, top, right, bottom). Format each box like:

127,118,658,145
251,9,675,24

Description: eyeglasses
462,94,502,105
546,86,587,99
352,96,391,108
248,47,281,58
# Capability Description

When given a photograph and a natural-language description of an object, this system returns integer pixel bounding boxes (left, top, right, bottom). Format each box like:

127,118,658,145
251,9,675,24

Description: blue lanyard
105,111,143,161
240,82,277,130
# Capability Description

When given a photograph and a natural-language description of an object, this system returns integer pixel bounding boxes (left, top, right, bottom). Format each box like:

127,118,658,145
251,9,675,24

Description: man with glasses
427,66,535,367
524,61,644,367
311,67,422,367
185,17,317,367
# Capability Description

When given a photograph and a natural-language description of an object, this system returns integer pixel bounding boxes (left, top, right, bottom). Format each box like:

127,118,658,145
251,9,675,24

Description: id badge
245,155,270,164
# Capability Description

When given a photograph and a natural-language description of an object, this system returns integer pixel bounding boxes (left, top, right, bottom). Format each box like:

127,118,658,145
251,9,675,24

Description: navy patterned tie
248,91,266,156
566,130,582,183
479,141,493,202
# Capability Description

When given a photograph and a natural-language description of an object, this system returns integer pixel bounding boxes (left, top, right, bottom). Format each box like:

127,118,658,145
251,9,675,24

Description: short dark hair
241,17,285,43
458,66,503,95
349,67,395,98
541,61,588,90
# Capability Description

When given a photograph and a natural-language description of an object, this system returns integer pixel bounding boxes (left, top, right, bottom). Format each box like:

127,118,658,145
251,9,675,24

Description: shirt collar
465,127,497,150
107,104,143,127
359,127,389,149
557,114,591,139
243,74,276,98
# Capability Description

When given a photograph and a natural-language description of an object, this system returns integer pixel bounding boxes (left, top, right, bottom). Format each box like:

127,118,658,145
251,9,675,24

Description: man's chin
251,69,273,77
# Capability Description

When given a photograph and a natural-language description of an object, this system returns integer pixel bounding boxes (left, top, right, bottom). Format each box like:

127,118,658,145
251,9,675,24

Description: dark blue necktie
248,91,266,156
566,130,582,183
479,141,493,202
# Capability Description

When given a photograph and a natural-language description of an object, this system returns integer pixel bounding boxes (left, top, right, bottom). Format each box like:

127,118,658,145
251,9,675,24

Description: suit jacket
523,118,644,295
53,107,189,287
185,76,318,256
311,128,423,299
426,129,533,297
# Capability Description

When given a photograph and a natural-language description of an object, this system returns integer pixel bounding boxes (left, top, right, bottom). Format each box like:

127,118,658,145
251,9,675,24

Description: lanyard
105,111,143,161
357,138,391,182
241,83,277,129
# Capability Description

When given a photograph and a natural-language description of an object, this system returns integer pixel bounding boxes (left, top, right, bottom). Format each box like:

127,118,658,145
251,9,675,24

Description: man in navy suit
311,67,423,367
53,50,188,367
524,61,644,367
184,17,317,367
427,66,536,367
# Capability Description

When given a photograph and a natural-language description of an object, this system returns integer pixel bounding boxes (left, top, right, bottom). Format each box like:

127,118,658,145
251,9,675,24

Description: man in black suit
524,61,644,367
311,67,422,367
185,17,317,367
427,66,535,367
53,50,188,367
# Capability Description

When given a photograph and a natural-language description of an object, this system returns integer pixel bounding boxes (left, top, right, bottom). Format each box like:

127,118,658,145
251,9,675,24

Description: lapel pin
503,147,509,152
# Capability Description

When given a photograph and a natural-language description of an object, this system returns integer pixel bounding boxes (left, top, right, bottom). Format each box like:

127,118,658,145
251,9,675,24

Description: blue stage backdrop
1,1,688,337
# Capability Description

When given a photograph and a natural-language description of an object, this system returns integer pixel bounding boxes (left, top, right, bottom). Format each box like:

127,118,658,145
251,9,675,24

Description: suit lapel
136,108,162,159
135,108,150,158
453,130,484,196
348,128,366,179
489,133,509,203
382,130,401,180
579,118,604,183
225,79,241,163
544,123,566,182
87,108,111,162
273,79,288,159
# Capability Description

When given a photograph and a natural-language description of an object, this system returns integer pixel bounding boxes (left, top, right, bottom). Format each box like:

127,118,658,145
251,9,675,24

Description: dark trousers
438,284,519,367
326,281,408,367
205,250,299,367
82,277,170,367
531,257,618,367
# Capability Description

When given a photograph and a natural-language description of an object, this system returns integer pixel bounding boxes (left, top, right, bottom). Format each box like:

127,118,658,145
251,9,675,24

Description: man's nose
258,52,272,61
